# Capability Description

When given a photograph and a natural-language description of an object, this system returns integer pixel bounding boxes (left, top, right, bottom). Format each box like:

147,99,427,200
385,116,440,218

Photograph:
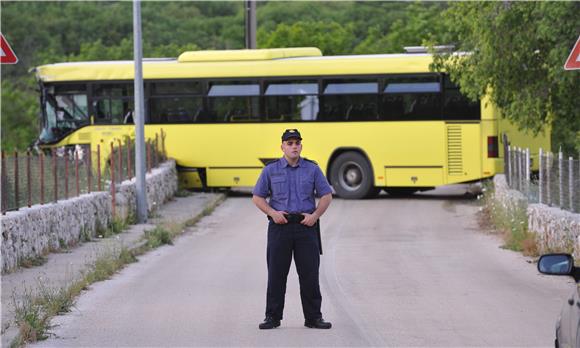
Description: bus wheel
330,152,374,199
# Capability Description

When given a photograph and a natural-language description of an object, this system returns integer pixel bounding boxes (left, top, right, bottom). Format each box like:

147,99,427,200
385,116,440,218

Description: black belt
267,213,305,224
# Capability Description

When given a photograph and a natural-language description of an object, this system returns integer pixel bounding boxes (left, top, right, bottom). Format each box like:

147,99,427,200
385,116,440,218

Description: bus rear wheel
330,152,374,199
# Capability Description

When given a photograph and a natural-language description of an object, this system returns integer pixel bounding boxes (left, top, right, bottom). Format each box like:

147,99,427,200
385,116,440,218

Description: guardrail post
27,151,31,208
1,151,7,214
14,151,19,210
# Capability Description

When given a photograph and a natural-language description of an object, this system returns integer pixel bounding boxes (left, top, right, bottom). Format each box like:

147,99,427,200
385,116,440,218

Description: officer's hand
301,213,318,227
270,211,288,224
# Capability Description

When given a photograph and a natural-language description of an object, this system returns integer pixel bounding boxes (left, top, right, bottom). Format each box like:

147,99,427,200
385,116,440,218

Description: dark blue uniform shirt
253,157,332,214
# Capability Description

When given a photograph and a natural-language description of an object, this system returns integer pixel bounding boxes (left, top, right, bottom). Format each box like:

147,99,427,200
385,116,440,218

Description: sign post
564,35,580,70
0,33,18,64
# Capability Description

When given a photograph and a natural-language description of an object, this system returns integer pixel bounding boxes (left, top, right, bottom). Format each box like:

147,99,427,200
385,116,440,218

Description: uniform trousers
265,221,322,321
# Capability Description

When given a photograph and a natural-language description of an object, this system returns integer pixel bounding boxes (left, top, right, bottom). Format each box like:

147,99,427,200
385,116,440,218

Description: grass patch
479,181,538,256
19,255,48,269
144,226,173,249
11,288,51,346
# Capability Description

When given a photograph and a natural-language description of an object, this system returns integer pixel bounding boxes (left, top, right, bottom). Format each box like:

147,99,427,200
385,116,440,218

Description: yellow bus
33,47,550,198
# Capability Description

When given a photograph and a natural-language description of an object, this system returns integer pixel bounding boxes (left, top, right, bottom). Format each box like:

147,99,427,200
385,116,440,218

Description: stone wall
493,174,580,257
1,160,178,273
114,160,178,221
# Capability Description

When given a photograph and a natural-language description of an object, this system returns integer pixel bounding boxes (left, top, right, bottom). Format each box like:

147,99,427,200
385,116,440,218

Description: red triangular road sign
564,35,580,70
1,33,18,64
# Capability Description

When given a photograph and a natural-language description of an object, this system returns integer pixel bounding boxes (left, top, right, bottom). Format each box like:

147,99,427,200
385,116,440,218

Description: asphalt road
35,186,572,347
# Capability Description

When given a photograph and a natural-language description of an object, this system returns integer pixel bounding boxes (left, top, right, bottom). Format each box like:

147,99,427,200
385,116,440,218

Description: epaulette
265,159,279,166
303,157,318,165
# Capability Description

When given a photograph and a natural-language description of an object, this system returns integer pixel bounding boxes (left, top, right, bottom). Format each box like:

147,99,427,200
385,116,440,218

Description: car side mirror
538,253,575,276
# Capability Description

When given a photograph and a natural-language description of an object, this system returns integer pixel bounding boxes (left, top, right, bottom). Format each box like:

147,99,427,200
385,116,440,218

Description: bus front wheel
330,152,374,199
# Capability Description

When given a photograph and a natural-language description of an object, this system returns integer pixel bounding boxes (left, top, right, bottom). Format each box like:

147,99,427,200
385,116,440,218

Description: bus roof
35,47,437,83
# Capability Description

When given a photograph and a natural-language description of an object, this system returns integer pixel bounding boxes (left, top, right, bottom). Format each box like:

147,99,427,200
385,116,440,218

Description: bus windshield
39,84,89,143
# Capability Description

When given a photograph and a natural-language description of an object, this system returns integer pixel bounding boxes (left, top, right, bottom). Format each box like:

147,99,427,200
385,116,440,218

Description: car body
538,253,580,348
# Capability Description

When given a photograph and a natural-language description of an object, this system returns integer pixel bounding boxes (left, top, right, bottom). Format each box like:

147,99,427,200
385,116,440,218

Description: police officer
252,129,333,330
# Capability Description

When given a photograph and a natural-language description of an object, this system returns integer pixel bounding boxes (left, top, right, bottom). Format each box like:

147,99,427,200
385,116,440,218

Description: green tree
355,2,451,54
258,21,355,55
1,79,39,151
432,2,580,154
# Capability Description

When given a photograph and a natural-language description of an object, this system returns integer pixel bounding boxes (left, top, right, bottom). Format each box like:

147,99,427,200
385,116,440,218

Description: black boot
304,318,332,329
259,317,281,329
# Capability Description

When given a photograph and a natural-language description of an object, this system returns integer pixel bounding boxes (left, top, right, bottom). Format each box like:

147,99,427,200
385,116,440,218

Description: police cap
281,129,302,142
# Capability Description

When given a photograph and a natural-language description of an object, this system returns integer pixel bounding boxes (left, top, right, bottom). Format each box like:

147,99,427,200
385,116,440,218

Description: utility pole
133,0,147,223
245,0,256,49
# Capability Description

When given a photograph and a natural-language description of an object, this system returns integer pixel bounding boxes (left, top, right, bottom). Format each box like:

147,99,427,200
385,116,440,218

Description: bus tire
330,151,374,199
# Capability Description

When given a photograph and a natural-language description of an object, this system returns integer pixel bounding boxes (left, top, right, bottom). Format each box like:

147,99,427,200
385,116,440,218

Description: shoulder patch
303,157,318,165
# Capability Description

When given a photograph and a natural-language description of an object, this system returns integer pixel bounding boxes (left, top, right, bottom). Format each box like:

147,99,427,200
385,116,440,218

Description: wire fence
1,130,167,214
505,143,580,213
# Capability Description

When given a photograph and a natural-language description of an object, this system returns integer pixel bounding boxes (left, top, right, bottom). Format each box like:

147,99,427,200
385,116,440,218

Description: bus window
39,84,89,143
94,99,134,124
322,80,378,121
382,75,441,121
265,81,318,121
150,97,202,123
207,81,260,122
93,83,135,124
443,76,480,120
